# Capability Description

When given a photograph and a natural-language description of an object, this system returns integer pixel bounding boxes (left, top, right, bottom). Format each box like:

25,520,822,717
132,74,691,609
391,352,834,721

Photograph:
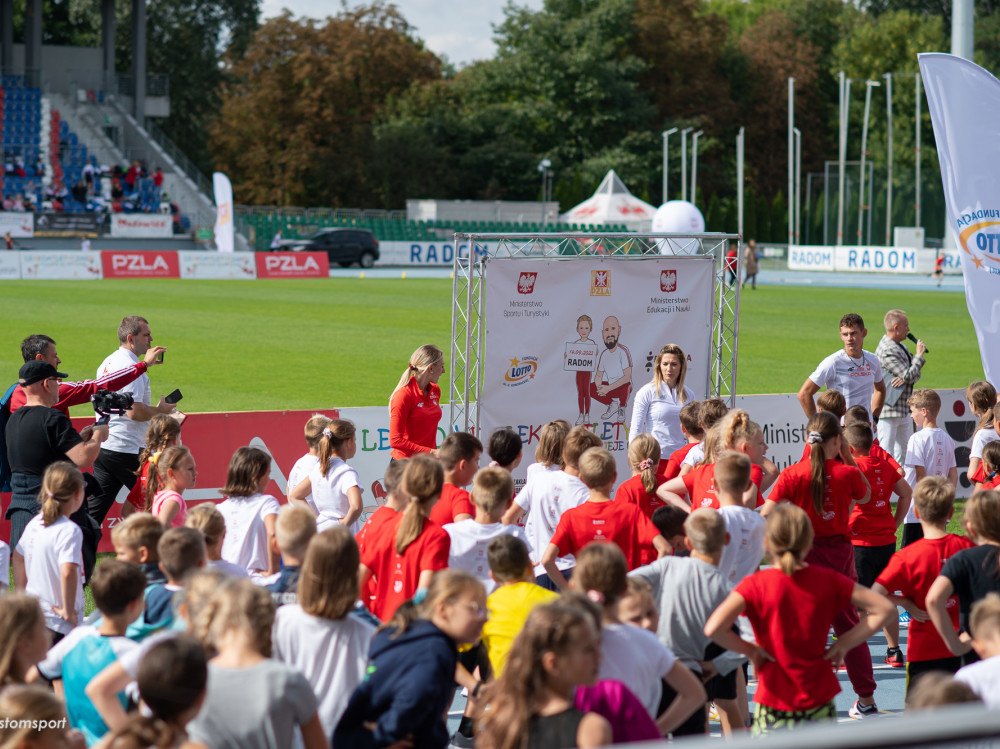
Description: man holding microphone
876,309,927,464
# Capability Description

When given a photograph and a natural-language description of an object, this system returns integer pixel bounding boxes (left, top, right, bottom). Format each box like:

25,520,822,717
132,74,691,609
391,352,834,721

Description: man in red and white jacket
9,334,165,416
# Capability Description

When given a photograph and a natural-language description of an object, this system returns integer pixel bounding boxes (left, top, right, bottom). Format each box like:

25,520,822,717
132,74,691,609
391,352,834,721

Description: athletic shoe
601,398,620,420
848,700,879,719
708,703,719,722
884,648,906,668
899,610,911,626
449,731,476,748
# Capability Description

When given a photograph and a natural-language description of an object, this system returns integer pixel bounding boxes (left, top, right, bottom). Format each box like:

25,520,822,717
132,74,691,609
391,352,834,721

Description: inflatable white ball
652,200,705,255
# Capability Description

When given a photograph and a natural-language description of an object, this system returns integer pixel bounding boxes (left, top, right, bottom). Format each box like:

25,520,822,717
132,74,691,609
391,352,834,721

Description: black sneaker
884,647,906,668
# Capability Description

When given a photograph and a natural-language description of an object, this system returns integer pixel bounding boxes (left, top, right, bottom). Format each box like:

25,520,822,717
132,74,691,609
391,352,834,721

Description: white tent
560,170,657,230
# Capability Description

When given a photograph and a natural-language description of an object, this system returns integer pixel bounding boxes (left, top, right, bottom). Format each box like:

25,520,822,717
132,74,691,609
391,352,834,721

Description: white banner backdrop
19,250,102,279
0,253,20,279
480,256,716,486
0,211,34,238
213,172,235,253
177,251,257,279
110,215,173,238
919,53,1000,386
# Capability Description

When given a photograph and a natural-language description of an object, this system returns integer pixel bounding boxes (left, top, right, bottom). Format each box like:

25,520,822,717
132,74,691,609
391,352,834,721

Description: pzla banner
480,256,716,485
919,53,999,383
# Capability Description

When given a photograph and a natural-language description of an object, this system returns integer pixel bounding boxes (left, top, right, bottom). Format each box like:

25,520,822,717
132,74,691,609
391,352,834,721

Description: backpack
0,382,17,492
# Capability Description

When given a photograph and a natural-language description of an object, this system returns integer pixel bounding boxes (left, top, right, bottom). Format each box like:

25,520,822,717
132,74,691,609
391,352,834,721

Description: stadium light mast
837,73,853,246
680,127,694,202
537,158,552,228
794,127,802,245
736,127,745,237
690,130,704,207
788,77,795,246
943,0,973,247
885,72,893,246
662,127,677,203
858,80,880,245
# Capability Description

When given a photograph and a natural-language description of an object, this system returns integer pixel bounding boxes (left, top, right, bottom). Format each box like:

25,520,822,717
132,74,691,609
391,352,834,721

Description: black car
278,228,379,268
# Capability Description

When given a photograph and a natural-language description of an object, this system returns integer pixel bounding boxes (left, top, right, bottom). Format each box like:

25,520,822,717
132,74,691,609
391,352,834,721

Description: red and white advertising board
68,409,338,552
101,250,181,279
255,251,330,278
111,214,173,238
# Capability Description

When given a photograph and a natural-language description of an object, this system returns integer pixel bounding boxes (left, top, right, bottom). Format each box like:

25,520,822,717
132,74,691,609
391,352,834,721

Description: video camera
91,390,134,426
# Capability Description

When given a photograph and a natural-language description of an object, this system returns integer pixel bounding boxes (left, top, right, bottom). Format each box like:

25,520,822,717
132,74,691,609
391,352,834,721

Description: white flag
919,53,1000,383
213,172,234,253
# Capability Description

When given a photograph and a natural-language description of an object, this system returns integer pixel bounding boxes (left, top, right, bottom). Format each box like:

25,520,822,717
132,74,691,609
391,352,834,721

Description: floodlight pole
788,77,794,246
794,127,801,245
662,127,677,204
537,158,551,228
885,72,893,245
736,127,745,237
915,73,922,229
680,127,693,202
858,80,879,245
690,130,704,207
837,72,852,246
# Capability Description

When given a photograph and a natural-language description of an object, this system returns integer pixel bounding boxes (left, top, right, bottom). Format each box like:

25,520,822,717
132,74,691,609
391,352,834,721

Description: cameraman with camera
5,361,108,570
90,315,176,526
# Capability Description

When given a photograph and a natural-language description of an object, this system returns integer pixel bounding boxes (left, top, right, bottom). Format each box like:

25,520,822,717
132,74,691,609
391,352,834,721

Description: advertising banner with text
480,256,716,486
101,250,181,279
111,214,173,238
0,211,34,237
19,250,102,279
178,251,257,279
377,240,490,266
255,251,330,278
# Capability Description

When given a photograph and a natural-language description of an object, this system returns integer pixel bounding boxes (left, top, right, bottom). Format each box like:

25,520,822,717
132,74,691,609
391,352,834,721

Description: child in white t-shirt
714,452,766,586
289,419,363,532
571,541,705,733
970,403,1000,490
445,467,526,594
955,592,1000,708
502,426,600,587
12,462,86,637
217,447,281,576
273,525,375,743
0,540,9,588
902,389,958,547
286,414,333,513
185,502,249,578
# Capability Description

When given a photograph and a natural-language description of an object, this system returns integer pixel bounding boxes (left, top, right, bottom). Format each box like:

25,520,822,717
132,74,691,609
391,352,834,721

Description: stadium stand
0,76,166,217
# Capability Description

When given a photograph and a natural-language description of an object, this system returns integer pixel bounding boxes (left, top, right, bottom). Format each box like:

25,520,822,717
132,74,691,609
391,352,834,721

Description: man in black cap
5,360,107,561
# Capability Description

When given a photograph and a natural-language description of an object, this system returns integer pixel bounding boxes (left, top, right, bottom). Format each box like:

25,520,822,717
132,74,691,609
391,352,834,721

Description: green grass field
0,279,981,415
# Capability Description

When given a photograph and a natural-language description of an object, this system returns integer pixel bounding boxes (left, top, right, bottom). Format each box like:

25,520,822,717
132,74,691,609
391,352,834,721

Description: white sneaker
615,407,625,422
848,700,879,719
575,413,585,426
601,398,620,420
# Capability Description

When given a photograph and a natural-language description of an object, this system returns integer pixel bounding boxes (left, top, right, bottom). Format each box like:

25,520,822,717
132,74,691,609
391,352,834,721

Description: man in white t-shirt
797,312,886,421
90,315,175,525
589,316,633,422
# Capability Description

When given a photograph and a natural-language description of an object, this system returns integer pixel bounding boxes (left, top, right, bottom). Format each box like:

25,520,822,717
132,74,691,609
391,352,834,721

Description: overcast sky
260,0,545,66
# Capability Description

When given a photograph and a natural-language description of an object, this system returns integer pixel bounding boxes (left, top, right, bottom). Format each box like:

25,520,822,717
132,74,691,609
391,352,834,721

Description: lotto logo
518,272,538,294
659,269,677,292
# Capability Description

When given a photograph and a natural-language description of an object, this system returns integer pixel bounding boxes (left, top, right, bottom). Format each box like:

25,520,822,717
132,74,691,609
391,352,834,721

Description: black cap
18,360,67,386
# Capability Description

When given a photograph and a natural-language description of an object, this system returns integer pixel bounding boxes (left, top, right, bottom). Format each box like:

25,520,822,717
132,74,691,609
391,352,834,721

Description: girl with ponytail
12,462,86,638
705,504,894,736
389,344,445,459
617,435,669,565
760,411,881,718
127,413,181,516
288,418,363,531
358,454,451,621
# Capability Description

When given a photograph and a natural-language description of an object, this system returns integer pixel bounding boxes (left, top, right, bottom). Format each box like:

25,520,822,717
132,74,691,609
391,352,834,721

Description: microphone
907,332,928,353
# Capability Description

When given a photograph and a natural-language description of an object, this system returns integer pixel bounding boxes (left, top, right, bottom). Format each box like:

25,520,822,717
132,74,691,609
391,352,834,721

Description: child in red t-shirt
873,476,973,695
541,447,668,587
429,432,481,527
844,423,912,667
761,411,881,718
616,435,668,566
844,405,903,476
359,455,450,621
705,503,894,735
661,401,703,478
976,441,1000,491
356,460,408,609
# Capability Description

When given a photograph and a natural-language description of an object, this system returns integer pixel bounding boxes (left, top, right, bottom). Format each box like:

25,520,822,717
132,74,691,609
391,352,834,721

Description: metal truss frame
449,233,742,433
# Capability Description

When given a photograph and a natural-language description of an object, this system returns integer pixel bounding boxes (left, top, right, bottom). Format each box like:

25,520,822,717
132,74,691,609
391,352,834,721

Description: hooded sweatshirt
334,618,458,749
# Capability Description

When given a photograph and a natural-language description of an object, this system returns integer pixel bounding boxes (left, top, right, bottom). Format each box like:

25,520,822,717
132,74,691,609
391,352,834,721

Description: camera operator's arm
48,346,167,412
127,396,174,422
66,424,108,467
